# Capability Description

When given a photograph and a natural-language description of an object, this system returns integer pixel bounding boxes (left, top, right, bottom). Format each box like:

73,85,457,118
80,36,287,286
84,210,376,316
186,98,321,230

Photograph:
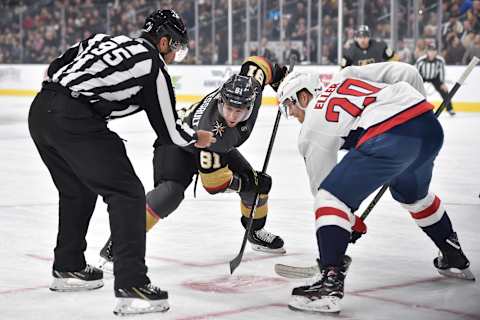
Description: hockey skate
97,237,113,273
288,257,350,313
248,228,286,254
113,283,169,316
50,264,103,292
434,232,475,281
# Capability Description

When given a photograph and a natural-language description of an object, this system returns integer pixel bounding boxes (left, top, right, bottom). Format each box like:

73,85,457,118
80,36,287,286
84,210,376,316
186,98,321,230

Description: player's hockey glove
270,63,288,92
350,215,367,243
240,170,272,194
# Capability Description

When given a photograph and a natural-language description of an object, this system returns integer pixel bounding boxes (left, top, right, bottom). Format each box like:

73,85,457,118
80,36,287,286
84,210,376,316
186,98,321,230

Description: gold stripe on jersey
200,166,233,194
244,56,273,85
241,194,268,219
146,206,160,231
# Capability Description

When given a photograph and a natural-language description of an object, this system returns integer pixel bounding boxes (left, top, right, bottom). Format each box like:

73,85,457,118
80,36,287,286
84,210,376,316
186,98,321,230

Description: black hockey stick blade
229,58,296,274
350,56,479,244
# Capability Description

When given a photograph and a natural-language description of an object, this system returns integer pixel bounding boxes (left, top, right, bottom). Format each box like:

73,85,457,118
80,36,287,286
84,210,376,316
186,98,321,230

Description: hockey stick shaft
357,57,479,223
229,110,282,274
230,59,295,274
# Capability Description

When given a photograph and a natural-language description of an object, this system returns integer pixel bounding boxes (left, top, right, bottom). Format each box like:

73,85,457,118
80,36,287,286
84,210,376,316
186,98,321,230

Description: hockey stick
274,263,320,279
274,57,479,278
229,59,295,274
349,56,480,244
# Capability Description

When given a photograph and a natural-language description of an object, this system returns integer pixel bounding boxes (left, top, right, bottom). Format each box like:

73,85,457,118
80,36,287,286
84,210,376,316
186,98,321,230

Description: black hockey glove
270,63,288,92
240,170,272,194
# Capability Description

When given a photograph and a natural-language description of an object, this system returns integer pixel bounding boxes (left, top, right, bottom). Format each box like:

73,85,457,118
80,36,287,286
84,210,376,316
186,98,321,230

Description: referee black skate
28,9,214,316
341,25,396,68
415,42,456,116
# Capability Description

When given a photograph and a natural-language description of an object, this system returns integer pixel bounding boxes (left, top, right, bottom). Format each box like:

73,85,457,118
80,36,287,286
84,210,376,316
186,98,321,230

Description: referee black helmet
143,9,188,60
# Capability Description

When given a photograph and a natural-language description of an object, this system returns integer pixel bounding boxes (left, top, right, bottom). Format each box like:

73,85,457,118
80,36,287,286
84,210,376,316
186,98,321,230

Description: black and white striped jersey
415,55,446,82
46,33,196,147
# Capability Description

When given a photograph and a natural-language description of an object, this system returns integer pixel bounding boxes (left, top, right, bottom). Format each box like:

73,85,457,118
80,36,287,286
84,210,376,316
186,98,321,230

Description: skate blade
288,295,341,313
49,278,104,292
97,257,114,274
438,267,476,281
274,263,319,279
113,298,169,316
250,244,286,254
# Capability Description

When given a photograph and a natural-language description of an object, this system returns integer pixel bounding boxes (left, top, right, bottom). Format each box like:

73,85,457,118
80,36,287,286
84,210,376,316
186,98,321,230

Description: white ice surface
0,96,479,319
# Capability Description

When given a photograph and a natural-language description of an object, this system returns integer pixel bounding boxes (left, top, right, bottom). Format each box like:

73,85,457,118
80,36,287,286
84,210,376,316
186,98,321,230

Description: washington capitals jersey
298,62,431,195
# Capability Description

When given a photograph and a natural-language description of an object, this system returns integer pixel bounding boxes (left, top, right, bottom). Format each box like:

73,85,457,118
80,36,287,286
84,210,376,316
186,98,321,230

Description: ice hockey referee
415,42,455,116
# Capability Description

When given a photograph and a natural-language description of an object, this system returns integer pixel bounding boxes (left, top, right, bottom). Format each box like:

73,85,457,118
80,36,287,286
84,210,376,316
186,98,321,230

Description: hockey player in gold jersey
99,56,288,269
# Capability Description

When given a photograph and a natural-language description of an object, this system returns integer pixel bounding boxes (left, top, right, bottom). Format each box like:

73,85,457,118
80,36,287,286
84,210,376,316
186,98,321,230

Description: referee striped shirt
46,33,196,147
415,55,446,82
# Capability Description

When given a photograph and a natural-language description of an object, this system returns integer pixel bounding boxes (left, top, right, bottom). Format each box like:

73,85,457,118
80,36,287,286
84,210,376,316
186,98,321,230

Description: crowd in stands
0,0,479,65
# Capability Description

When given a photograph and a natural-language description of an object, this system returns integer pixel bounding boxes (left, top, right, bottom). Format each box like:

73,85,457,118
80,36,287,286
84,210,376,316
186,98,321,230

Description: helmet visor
170,39,189,62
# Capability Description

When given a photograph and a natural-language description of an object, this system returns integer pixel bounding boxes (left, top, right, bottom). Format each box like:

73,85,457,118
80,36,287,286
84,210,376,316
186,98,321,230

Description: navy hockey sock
421,213,454,249
317,225,350,267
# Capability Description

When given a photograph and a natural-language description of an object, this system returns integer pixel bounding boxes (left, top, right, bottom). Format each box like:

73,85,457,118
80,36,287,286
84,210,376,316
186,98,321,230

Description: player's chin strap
229,57,296,274
350,56,480,244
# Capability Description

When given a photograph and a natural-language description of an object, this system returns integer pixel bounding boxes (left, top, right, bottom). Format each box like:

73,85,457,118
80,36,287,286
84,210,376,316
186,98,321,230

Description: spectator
445,35,467,64
442,11,465,44
463,34,480,63
397,39,413,64
415,38,427,60
283,41,301,64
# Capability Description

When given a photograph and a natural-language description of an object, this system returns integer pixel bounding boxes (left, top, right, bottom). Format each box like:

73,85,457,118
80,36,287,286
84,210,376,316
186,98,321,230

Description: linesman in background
416,42,455,116
341,25,397,68
28,9,214,316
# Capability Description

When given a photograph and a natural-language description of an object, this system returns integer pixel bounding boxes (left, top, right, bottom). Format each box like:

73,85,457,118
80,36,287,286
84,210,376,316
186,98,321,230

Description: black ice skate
98,236,113,273
288,256,350,313
434,232,475,281
50,264,103,292
248,228,286,254
113,283,169,316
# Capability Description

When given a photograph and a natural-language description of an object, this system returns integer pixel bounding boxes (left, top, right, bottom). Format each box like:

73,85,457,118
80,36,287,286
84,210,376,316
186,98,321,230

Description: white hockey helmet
276,71,321,111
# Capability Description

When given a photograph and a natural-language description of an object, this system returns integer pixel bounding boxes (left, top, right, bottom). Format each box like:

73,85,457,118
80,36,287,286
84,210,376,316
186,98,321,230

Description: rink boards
1,63,479,111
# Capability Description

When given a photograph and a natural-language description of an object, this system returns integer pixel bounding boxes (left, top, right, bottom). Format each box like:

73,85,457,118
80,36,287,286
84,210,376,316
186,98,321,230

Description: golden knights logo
212,120,226,137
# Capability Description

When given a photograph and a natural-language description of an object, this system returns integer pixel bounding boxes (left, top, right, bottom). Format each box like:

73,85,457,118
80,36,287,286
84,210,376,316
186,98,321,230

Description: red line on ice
348,276,480,319
0,285,49,294
351,292,480,319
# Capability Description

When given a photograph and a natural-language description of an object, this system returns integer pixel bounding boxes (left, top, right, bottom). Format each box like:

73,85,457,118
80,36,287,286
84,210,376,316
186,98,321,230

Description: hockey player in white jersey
276,62,475,314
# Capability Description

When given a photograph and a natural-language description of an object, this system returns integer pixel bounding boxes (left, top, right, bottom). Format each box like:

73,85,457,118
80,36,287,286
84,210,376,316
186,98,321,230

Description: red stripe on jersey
410,196,441,219
315,207,350,222
204,181,230,193
146,204,160,219
356,101,434,148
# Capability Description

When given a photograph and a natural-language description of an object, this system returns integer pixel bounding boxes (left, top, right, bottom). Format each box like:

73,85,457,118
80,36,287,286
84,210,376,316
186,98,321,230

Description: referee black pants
28,88,149,290
428,78,453,112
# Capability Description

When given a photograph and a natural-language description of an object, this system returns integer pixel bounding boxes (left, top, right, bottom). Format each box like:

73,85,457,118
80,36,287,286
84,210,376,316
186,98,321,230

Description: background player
341,25,397,68
98,56,288,269
276,62,474,314
416,42,456,116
